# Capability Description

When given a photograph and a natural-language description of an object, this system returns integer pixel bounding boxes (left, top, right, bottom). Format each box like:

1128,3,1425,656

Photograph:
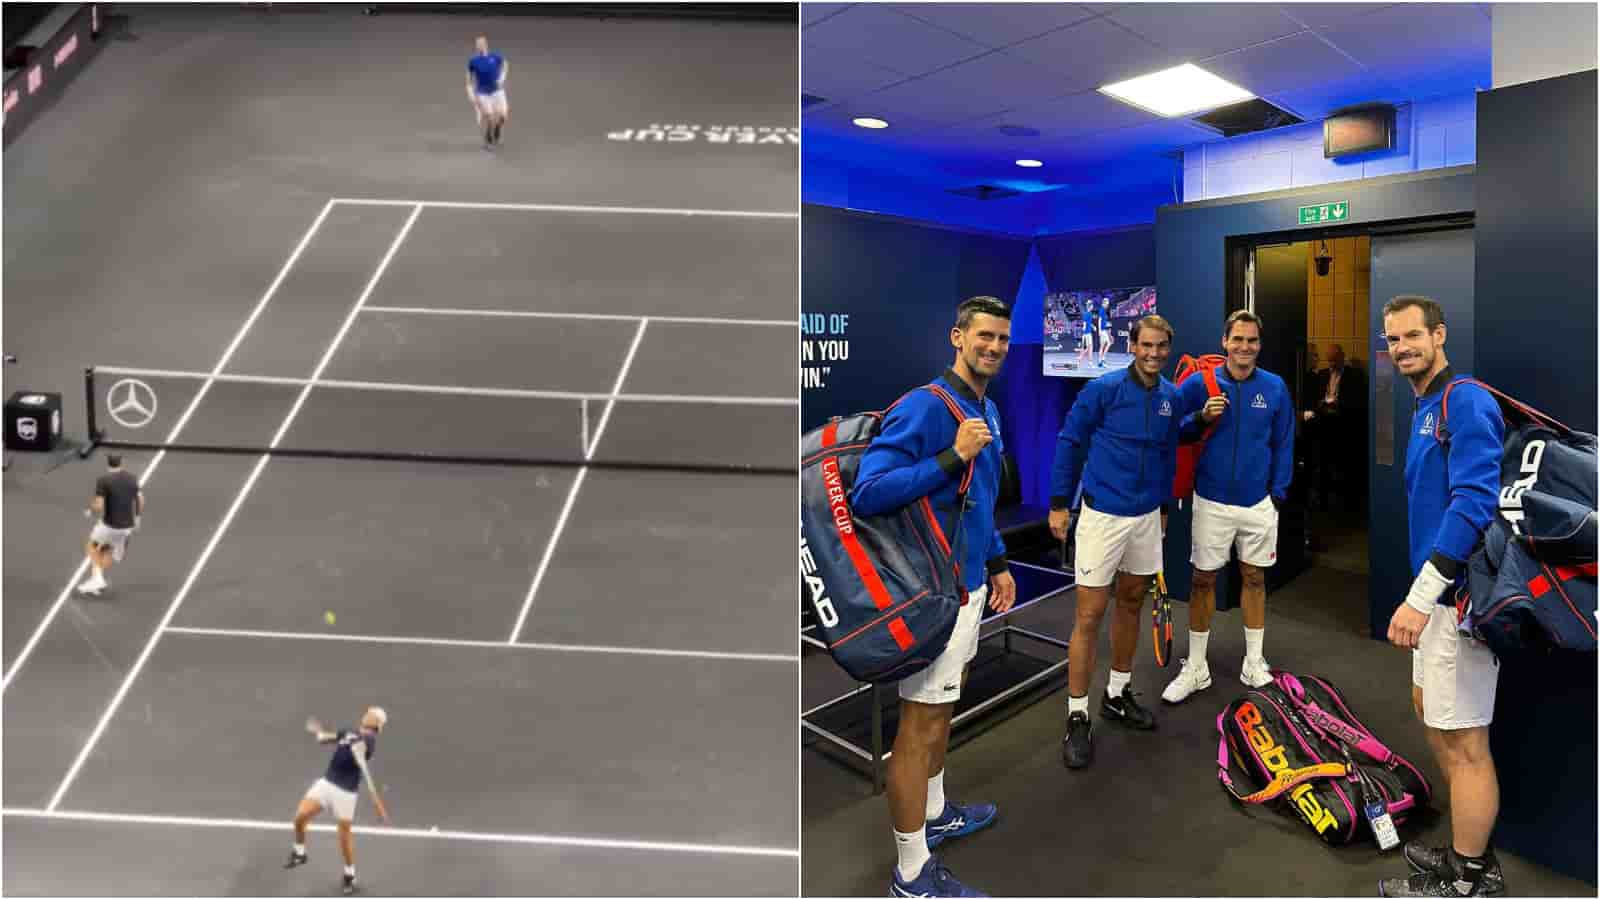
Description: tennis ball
324,611,336,626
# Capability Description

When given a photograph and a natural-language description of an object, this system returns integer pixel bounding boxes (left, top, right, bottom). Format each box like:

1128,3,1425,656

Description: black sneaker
1403,841,1450,875
1101,685,1156,730
283,851,308,869
1380,850,1505,897
342,874,359,895
1061,711,1093,769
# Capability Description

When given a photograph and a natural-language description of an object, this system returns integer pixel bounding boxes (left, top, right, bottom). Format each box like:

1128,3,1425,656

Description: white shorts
898,584,987,705
1074,502,1163,588
1191,494,1278,571
1411,605,1499,730
88,523,133,562
304,777,359,821
473,89,507,115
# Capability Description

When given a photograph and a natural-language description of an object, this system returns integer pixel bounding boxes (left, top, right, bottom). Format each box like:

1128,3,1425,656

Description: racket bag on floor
800,385,972,684
1217,671,1431,847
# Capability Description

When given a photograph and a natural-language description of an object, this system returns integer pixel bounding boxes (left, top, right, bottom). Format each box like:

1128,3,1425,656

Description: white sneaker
1240,657,1273,688
77,580,104,596
1161,658,1212,704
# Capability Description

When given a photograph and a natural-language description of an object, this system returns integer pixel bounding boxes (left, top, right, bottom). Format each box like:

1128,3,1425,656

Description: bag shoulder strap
1441,376,1573,441
1216,709,1347,804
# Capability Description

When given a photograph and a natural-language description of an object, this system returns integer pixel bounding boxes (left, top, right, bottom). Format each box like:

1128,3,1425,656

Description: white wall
1492,3,1598,89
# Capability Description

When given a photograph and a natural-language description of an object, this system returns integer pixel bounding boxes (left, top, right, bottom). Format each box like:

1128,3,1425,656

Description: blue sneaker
890,856,988,898
924,801,998,849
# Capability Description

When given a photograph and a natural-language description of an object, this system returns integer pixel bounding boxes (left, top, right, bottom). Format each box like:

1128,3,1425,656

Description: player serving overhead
286,707,391,896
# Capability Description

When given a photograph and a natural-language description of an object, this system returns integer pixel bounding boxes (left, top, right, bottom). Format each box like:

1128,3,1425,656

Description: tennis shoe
1101,685,1156,730
283,850,308,869
924,801,997,849
1161,657,1212,704
342,874,359,895
1379,858,1505,897
1240,656,1274,688
1061,710,1093,769
889,856,987,898
1403,842,1451,875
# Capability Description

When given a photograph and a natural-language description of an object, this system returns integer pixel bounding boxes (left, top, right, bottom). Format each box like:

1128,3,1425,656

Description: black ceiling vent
947,184,1022,201
1191,97,1304,138
801,92,829,110
996,124,1041,137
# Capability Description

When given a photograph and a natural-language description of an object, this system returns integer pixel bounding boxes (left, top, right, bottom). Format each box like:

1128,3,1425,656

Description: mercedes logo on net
107,378,158,429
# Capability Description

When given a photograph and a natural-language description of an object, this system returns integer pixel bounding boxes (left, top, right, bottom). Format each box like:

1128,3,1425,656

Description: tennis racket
1150,571,1173,667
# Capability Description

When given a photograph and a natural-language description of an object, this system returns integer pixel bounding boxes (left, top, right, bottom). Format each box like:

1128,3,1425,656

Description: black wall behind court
1472,68,1598,887
801,205,1031,431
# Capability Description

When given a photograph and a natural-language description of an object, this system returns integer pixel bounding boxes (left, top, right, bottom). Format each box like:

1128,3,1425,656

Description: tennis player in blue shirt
466,35,508,149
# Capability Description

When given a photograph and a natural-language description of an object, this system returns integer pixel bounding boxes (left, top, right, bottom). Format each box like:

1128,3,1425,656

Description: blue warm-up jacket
850,370,1008,593
1405,368,1504,597
1177,366,1295,507
1050,364,1183,517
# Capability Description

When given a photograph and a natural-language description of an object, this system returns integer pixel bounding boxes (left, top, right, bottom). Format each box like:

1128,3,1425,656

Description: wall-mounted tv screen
1042,286,1158,378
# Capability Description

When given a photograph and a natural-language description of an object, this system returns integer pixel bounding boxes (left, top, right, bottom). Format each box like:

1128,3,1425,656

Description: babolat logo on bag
1442,380,1599,656
799,385,972,684
1217,673,1432,848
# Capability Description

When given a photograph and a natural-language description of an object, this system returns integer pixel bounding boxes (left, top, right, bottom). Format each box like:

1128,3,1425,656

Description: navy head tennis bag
800,385,973,684
1439,379,1599,656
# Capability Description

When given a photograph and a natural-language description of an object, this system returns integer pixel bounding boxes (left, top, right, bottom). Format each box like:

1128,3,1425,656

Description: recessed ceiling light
1099,63,1254,118
1015,159,1044,168
852,117,889,129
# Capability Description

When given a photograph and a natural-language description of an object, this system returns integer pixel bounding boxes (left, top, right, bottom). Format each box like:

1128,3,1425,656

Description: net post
79,367,98,458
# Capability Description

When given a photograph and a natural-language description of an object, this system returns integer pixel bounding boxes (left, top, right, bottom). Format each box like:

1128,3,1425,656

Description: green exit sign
1299,201,1349,224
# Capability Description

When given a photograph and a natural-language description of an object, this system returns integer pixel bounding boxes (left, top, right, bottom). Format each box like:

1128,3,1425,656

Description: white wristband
1404,560,1451,614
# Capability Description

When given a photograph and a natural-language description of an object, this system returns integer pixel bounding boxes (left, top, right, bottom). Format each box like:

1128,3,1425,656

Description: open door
1366,227,1475,638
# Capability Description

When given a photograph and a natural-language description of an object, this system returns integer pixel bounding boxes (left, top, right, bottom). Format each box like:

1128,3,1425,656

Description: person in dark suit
1301,344,1366,512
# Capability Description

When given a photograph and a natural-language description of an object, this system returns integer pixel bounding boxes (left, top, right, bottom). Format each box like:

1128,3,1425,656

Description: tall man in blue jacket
1049,315,1183,769
852,295,1019,899
1377,296,1507,898
1162,310,1294,704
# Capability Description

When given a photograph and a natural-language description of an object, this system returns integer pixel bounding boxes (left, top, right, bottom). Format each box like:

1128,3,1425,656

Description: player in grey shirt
78,454,141,596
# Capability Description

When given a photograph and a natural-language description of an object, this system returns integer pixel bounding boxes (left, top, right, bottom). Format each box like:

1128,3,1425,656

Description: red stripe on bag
1529,574,1552,598
888,617,914,651
1555,563,1598,581
821,421,839,448
822,455,893,611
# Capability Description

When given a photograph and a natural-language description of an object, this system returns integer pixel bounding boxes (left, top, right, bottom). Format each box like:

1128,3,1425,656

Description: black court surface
4,6,796,896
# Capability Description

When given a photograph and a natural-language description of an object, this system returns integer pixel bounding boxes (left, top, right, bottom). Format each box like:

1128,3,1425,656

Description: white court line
165,626,796,663
507,318,648,645
331,197,797,219
363,305,796,328
91,367,794,407
1,199,340,695
47,206,424,813
0,808,797,859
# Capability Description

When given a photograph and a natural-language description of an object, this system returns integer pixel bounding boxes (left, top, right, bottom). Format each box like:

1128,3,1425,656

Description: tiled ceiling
804,3,1492,193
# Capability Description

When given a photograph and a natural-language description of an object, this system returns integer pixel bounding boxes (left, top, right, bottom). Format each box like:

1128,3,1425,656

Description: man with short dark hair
852,295,1019,898
1049,314,1182,769
1303,343,1368,511
1162,309,1294,704
78,454,141,596
1376,295,1506,898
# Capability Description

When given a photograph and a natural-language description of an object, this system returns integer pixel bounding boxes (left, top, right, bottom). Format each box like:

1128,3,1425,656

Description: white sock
925,770,946,820
1067,693,1089,716
293,843,305,855
894,828,930,882
1107,668,1131,699
1245,627,1265,662
91,564,103,580
344,865,355,878
1188,630,1210,668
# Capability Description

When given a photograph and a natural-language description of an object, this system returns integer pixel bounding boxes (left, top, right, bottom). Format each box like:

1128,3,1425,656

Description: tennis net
85,365,793,475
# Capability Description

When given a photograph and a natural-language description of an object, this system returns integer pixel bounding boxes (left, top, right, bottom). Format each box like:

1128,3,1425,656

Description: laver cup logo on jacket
1233,702,1339,835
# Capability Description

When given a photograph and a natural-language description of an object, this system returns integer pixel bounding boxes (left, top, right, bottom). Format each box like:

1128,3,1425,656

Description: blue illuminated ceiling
805,3,1492,212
